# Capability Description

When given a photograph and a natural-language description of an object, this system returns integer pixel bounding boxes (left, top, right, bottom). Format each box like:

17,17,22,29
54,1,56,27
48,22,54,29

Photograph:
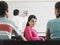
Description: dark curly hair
13,9,19,16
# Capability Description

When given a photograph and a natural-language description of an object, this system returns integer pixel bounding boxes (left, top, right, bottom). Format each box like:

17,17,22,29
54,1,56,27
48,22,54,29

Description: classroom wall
1,0,59,36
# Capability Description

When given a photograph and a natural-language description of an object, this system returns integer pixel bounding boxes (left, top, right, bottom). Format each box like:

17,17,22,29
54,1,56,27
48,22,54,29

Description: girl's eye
31,21,34,22
31,20,37,22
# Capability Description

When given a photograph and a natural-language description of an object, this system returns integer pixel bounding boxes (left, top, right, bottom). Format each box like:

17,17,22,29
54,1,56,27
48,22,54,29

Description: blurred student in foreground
24,15,45,41
0,1,26,41
46,2,60,40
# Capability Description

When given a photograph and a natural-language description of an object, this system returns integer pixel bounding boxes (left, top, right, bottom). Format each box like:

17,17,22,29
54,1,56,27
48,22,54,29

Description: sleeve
25,27,40,41
47,20,51,29
11,21,21,36
13,24,21,36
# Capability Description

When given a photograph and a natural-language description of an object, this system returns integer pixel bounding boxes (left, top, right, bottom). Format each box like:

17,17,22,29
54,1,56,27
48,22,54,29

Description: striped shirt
0,17,21,36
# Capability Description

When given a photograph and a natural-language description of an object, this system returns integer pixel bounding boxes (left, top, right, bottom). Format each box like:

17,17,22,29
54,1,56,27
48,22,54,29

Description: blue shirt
47,18,60,39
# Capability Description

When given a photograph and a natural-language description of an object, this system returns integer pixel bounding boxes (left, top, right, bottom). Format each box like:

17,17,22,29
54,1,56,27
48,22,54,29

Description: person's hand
21,35,27,41
39,37,45,41
18,35,27,41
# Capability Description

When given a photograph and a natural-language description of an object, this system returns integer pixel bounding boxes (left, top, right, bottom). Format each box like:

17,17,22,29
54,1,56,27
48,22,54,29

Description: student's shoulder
26,26,31,28
25,26,31,30
47,19,56,24
7,18,16,25
48,18,59,22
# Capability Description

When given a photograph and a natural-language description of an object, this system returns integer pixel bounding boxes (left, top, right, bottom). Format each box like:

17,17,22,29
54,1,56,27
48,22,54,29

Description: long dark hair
55,2,60,18
26,15,37,26
24,15,37,37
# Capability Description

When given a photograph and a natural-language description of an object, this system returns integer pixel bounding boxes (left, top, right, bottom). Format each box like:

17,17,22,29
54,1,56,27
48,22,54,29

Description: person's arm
46,20,51,40
25,27,40,41
19,35,27,41
46,28,50,40
13,29,27,41
11,21,26,41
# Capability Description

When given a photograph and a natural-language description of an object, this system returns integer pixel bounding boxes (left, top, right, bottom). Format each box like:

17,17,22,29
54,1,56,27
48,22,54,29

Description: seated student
0,1,26,40
11,9,23,31
46,2,60,40
24,15,45,41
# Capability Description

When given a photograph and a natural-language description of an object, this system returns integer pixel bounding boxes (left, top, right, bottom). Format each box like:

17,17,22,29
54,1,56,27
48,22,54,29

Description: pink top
24,26,45,41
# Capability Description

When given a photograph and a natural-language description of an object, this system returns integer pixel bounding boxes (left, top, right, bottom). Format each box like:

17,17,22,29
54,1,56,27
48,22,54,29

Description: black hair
24,15,37,37
55,2,60,9
0,1,8,17
13,9,19,16
26,15,37,26
55,2,60,18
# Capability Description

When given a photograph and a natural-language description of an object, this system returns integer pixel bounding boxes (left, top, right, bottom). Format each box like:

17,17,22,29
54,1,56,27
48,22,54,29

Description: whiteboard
7,1,56,33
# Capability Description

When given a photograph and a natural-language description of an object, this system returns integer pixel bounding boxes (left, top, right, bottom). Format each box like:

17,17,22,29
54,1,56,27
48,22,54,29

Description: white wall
1,1,59,36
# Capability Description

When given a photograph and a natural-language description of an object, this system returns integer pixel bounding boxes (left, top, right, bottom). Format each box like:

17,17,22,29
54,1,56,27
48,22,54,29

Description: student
46,2,60,40
24,15,44,41
11,9,23,31
22,10,29,31
11,9,27,41
0,1,25,40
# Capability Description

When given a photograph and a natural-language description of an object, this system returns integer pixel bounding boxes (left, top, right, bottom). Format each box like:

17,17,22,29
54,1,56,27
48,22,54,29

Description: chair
0,24,13,39
45,40,60,45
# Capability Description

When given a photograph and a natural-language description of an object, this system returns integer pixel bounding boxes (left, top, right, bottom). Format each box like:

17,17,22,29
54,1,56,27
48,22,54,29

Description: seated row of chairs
0,24,45,40
0,24,60,45
0,39,60,45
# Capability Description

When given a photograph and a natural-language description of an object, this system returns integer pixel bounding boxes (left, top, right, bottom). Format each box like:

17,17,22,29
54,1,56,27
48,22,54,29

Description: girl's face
29,18,37,27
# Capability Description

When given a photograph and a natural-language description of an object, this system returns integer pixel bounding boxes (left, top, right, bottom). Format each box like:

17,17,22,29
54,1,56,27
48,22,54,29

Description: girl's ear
5,10,9,18
56,9,60,18
57,9,60,14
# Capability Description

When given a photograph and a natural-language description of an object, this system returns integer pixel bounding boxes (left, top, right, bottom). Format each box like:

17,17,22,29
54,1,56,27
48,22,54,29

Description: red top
24,26,45,41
